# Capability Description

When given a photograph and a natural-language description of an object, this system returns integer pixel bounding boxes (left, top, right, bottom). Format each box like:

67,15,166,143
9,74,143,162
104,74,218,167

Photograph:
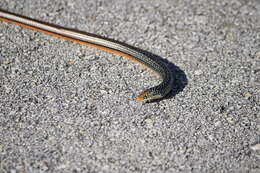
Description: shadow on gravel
139,51,188,103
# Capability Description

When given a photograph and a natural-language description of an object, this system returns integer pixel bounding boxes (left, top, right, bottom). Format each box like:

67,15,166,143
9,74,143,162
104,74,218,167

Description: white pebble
194,70,203,76
250,143,260,151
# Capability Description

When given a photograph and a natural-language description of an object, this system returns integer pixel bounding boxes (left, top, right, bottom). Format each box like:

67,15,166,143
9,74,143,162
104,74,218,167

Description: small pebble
250,143,260,151
144,118,154,128
194,70,203,76
0,55,5,61
214,121,222,127
255,51,260,59
100,89,107,95
244,92,252,99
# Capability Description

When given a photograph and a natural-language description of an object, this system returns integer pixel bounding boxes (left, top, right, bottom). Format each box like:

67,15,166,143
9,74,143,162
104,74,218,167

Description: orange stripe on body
0,17,141,64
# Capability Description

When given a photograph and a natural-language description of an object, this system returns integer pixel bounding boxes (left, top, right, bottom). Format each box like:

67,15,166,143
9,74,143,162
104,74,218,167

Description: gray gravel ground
0,0,260,172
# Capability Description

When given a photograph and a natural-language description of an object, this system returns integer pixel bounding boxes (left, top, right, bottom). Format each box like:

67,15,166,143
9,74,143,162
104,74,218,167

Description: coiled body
0,9,173,102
